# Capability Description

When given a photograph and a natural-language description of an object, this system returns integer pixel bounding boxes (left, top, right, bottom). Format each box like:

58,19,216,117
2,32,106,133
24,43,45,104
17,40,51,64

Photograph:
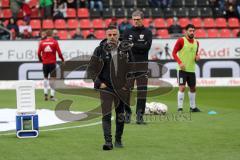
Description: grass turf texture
0,87,239,160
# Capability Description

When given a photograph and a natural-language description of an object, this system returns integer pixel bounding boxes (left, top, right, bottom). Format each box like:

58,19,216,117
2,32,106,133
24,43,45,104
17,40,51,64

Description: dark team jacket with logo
37,37,64,64
87,39,132,90
123,26,152,62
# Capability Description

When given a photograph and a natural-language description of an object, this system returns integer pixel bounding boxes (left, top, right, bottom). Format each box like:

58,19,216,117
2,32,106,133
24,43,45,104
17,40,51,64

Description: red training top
37,37,64,64
172,37,199,64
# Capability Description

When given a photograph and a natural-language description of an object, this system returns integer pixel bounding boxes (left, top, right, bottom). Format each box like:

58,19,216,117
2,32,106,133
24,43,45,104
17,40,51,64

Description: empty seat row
25,17,240,30
31,29,106,40
195,28,240,38
156,28,239,38
154,17,240,28
103,0,213,8
30,28,240,40
0,7,226,20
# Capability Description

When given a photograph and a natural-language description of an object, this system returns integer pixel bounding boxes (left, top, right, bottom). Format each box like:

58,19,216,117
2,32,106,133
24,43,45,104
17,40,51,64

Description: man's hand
62,61,65,66
179,63,185,70
100,83,107,89
195,54,200,61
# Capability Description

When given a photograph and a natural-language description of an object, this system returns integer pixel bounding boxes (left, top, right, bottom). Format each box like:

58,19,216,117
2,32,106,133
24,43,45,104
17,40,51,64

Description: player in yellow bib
172,24,201,112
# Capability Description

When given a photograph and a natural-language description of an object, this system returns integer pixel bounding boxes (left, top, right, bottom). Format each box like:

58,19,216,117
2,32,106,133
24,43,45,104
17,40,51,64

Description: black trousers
124,74,148,115
100,89,125,142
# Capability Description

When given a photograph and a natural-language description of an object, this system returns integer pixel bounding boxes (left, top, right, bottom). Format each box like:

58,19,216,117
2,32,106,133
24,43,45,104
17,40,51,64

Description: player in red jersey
37,30,64,101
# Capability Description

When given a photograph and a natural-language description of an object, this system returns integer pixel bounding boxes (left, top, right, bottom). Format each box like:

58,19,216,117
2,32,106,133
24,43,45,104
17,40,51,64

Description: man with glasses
123,10,152,124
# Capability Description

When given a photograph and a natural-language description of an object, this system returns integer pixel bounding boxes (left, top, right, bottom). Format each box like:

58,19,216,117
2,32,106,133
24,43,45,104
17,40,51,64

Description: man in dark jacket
123,10,152,124
87,25,132,150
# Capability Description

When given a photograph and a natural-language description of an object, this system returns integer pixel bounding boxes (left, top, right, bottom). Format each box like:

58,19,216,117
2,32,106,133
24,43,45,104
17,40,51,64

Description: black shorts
177,70,196,87
43,63,56,78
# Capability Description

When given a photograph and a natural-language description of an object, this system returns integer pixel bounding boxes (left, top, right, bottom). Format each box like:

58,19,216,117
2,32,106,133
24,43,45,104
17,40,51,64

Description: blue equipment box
16,114,39,138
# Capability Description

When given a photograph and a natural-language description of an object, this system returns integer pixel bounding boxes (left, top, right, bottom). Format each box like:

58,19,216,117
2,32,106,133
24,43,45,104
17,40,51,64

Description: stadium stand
0,0,239,39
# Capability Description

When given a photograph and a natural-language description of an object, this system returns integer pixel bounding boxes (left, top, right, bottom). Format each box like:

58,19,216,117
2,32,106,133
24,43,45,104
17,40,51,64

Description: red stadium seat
58,30,69,40
67,19,79,29
215,18,227,28
153,18,166,28
179,18,190,28
104,18,112,27
156,29,169,38
117,18,125,25
78,8,89,18
191,18,202,28
228,18,240,28
92,19,105,29
67,8,77,18
143,18,152,27
69,30,76,38
54,19,67,29
166,18,174,27
232,29,240,37
203,18,215,28
3,9,12,19
207,29,219,38
219,29,232,37
195,29,207,38
32,30,40,37
94,30,106,39
82,30,90,39
1,0,10,8
30,19,41,29
42,19,54,29
79,19,91,29
17,19,24,26
31,8,40,18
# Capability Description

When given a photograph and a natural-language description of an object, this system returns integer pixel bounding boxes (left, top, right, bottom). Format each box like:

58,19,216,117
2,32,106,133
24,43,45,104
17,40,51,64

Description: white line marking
0,121,102,136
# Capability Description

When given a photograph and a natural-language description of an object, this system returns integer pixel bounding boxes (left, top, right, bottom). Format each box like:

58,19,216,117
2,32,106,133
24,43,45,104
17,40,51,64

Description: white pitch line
41,121,102,132
0,121,102,136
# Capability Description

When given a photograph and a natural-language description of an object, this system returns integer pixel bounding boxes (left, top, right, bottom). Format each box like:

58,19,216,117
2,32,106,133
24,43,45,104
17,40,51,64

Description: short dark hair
107,24,118,30
185,24,195,30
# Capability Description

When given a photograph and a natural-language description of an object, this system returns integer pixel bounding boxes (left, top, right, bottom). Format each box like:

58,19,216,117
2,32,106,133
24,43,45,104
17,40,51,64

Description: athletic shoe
190,107,201,112
49,96,57,101
178,108,183,112
44,94,48,101
102,142,113,151
124,112,131,124
136,113,146,125
114,140,123,148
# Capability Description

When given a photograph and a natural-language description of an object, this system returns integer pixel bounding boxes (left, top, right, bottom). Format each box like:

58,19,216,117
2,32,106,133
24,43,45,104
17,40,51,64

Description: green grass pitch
0,87,239,160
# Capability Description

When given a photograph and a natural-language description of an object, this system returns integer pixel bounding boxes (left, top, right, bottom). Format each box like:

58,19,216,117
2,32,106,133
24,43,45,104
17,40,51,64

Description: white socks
188,91,196,109
50,89,55,97
178,91,196,109
178,91,184,109
44,79,55,97
43,79,48,95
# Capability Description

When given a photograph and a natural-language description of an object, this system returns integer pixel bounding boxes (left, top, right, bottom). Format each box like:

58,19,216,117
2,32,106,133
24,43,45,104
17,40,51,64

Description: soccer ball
145,102,168,115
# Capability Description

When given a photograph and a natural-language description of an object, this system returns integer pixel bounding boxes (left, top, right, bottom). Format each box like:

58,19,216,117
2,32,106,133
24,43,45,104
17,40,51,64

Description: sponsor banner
0,59,239,80
0,38,239,62
0,78,240,89
150,38,240,60
0,40,97,62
